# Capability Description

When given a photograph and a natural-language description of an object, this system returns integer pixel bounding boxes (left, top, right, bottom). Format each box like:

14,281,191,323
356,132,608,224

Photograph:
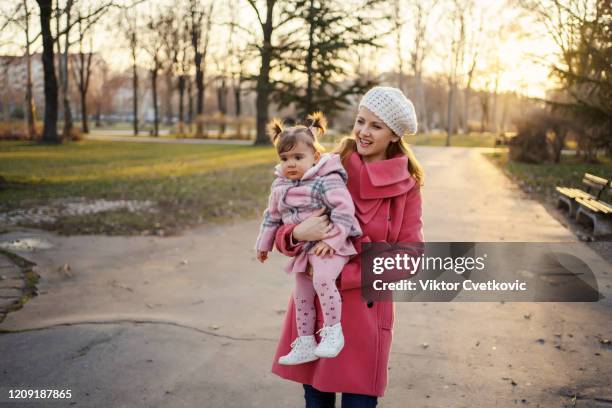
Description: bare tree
226,0,250,138
407,0,438,133
34,0,119,142
72,9,93,133
444,0,468,145
143,12,165,137
392,0,405,90
122,8,140,135
460,1,482,133
188,0,215,138
245,0,297,145
159,9,181,127
175,19,192,135
1,1,39,139
35,0,59,142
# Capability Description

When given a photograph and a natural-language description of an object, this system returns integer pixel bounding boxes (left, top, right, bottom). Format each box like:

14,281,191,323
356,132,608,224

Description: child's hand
313,242,335,257
257,251,268,263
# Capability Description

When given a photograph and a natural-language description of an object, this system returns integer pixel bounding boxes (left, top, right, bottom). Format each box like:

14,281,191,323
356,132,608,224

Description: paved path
0,147,610,407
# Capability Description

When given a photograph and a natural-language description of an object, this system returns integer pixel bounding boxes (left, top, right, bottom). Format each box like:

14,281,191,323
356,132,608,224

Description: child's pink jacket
255,153,362,273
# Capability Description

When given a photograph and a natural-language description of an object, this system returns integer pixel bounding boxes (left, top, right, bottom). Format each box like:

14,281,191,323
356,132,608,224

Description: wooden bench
556,173,609,217
575,188,612,237
556,173,612,237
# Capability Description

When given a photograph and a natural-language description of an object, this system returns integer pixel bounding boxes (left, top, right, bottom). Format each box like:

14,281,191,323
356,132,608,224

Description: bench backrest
582,173,610,200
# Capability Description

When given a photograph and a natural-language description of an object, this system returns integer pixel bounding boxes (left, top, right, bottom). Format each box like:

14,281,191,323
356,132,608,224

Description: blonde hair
334,136,424,186
267,112,327,155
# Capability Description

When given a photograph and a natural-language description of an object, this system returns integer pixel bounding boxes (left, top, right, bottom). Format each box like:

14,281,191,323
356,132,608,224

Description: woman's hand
292,208,333,242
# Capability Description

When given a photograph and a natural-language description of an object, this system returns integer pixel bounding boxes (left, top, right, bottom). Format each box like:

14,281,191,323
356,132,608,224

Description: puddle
0,237,54,251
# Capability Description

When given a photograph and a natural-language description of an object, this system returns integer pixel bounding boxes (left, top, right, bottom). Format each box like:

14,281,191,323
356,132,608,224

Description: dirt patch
0,198,157,226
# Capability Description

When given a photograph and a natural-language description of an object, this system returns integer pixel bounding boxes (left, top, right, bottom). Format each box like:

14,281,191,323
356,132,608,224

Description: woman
271,86,424,407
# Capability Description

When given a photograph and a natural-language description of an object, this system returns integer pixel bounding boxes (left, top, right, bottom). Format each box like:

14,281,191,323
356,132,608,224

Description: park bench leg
576,207,612,237
557,196,578,217
593,216,612,237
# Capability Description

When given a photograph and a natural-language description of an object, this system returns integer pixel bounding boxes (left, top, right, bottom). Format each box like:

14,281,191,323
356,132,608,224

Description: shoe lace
316,326,330,341
290,337,303,348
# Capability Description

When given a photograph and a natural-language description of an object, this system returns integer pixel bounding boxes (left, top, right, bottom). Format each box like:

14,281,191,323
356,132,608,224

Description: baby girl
255,112,361,365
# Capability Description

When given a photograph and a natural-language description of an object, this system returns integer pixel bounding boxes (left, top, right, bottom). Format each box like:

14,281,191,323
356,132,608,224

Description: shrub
0,121,43,140
509,110,572,164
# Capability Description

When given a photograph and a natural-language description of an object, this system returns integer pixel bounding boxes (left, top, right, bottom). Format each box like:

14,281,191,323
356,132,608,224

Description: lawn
0,141,277,235
485,151,612,202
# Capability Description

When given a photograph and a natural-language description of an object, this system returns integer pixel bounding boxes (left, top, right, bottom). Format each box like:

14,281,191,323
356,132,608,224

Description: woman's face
352,107,399,163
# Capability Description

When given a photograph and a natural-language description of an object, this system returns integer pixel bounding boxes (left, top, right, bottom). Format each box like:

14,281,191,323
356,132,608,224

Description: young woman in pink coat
271,86,425,407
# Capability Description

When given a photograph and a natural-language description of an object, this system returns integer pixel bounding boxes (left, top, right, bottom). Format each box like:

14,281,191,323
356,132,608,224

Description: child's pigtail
306,111,327,138
267,118,284,144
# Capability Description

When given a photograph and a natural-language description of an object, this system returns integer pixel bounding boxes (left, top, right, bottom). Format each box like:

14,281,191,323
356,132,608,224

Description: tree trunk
178,75,185,134
254,14,274,145
415,73,428,134
95,104,101,127
164,72,173,126
25,43,37,139
194,50,204,137
234,80,241,117
187,77,193,132
234,79,242,139
80,89,89,133
151,68,159,137
61,0,74,140
131,32,139,136
37,0,59,143
480,95,488,133
446,83,455,146
24,2,37,139
463,86,471,133
304,0,316,116
217,77,227,136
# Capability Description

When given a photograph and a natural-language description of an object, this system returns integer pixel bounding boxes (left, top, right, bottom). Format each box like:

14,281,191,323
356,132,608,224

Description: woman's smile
357,137,373,148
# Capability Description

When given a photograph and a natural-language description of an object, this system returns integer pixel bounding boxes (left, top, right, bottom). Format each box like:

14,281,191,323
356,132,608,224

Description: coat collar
346,151,416,200
346,151,416,224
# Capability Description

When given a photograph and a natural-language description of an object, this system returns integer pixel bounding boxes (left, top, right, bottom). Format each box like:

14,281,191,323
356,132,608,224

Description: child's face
279,141,320,180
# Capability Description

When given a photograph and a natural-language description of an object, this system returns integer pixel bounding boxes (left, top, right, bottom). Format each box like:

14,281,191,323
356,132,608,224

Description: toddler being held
255,112,361,365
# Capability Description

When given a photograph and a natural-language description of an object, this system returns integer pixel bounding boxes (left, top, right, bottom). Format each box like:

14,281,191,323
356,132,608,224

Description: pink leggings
294,254,348,336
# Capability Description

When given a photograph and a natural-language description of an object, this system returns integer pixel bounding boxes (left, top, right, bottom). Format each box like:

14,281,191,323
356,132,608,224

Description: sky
1,0,562,99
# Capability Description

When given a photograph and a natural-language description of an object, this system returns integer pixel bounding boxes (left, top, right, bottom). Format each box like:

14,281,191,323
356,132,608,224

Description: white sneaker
315,323,345,358
278,335,319,365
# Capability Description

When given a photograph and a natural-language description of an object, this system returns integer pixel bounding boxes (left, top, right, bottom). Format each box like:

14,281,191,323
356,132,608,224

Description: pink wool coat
271,151,424,397
255,153,362,274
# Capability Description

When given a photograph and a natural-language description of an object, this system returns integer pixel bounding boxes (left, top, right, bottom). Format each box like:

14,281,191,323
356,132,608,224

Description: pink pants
293,254,349,336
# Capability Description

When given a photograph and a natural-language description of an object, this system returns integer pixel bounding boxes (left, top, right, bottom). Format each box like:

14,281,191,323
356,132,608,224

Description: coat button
367,301,374,308
387,215,391,221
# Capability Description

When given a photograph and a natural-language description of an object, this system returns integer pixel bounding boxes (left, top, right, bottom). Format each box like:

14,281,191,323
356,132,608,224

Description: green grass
485,151,612,202
0,141,278,235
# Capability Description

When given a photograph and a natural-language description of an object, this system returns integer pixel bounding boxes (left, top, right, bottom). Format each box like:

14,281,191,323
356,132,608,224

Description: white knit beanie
358,86,418,136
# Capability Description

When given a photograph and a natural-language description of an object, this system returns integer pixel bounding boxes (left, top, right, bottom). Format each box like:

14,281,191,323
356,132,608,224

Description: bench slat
584,173,609,186
590,200,612,214
556,186,592,199
576,197,600,212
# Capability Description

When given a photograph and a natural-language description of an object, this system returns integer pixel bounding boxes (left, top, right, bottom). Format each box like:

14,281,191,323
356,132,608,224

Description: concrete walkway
0,147,610,407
